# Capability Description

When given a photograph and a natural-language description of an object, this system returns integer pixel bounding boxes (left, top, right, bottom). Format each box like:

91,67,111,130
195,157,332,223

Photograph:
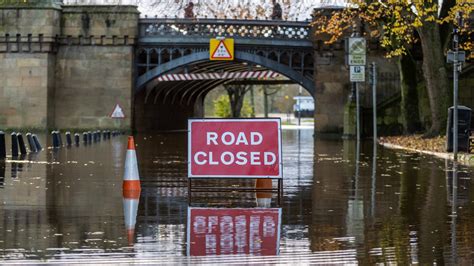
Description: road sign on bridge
210,38,234,60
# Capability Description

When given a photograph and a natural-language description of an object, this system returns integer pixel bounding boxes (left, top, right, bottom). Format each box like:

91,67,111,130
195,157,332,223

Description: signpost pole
452,12,462,161
298,86,302,126
356,82,360,141
445,12,466,160
371,62,377,143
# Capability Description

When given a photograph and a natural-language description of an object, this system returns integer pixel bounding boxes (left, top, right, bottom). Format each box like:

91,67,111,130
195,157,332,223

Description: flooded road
0,129,473,264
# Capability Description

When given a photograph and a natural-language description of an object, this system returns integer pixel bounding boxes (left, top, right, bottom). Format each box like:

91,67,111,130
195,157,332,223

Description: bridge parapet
139,18,311,45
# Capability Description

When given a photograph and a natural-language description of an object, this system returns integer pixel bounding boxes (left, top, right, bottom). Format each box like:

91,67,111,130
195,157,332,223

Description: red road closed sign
188,119,282,178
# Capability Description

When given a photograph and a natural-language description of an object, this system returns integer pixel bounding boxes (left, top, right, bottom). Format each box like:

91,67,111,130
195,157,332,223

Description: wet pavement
0,129,473,264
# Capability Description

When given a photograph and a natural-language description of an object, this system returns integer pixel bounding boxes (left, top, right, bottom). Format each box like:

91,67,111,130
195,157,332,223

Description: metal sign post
447,12,465,161
371,62,377,142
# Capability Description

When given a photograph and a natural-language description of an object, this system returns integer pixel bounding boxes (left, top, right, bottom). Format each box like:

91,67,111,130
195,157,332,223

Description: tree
313,0,473,136
213,94,253,118
224,84,251,118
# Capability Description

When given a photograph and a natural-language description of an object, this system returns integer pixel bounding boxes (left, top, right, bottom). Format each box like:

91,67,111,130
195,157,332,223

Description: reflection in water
0,131,473,264
187,208,281,256
0,159,4,188
10,154,26,178
123,190,140,246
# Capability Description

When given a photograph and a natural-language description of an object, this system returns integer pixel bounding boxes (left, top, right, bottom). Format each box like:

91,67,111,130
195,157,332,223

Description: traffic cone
123,190,140,246
123,136,141,193
122,136,141,246
256,179,272,207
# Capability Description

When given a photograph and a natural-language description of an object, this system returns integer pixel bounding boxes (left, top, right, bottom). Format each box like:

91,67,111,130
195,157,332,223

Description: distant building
293,96,314,117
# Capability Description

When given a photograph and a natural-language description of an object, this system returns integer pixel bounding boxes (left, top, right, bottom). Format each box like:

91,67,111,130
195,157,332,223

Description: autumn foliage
312,0,473,58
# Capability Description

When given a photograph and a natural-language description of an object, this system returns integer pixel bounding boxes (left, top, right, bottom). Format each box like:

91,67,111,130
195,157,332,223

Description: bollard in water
11,132,19,157
17,133,27,155
82,132,88,144
65,132,72,146
51,131,59,148
74,133,80,146
103,131,107,140
87,131,92,143
57,131,63,146
0,132,5,159
32,134,42,151
27,133,37,152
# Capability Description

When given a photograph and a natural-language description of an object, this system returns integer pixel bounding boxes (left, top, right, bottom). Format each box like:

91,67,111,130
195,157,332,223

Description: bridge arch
135,51,315,96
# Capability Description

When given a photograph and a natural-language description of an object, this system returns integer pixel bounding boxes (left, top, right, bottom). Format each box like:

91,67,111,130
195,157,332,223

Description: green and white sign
348,37,366,66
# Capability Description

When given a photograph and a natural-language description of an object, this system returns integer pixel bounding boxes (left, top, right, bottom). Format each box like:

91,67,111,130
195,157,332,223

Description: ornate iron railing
139,18,311,41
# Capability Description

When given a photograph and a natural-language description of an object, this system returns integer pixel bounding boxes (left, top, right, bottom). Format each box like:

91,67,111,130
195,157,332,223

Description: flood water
0,129,473,264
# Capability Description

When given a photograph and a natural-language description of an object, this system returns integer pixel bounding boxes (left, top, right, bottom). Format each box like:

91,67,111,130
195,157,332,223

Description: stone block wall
0,53,55,129
55,46,133,129
313,45,398,136
0,3,139,130
54,5,139,129
61,5,138,41
314,50,350,135
0,5,60,130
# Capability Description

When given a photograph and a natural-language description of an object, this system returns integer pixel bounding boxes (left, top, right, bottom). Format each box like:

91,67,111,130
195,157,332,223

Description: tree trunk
417,21,450,136
250,85,256,117
263,85,269,118
225,85,248,118
398,54,421,134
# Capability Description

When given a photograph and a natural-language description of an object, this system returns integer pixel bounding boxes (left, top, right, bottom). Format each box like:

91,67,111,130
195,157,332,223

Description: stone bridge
0,2,398,134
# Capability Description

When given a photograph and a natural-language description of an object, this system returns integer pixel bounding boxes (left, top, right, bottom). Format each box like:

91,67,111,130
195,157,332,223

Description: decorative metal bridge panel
139,18,312,42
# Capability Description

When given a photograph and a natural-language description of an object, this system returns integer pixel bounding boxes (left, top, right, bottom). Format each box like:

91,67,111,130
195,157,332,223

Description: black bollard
27,133,37,152
11,132,19,157
103,131,107,140
0,131,5,160
57,131,63,146
97,131,101,141
74,133,80,146
51,131,58,148
17,133,27,155
87,131,92,143
65,132,72,146
32,134,42,151
82,132,88,144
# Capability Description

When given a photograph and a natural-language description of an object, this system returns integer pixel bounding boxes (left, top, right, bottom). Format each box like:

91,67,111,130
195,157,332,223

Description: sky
63,0,348,20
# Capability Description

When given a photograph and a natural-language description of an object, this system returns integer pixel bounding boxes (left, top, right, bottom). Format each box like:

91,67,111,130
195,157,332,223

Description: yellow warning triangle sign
211,40,232,59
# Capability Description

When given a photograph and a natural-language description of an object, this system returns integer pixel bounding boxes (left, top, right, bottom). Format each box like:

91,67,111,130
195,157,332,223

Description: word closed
188,119,282,178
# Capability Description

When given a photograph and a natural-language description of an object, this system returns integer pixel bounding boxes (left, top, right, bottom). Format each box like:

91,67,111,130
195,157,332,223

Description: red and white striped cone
123,136,141,192
122,136,141,246
123,191,140,246
255,179,272,207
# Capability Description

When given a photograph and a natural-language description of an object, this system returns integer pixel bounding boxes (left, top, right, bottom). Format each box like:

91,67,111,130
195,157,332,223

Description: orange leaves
380,135,446,153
